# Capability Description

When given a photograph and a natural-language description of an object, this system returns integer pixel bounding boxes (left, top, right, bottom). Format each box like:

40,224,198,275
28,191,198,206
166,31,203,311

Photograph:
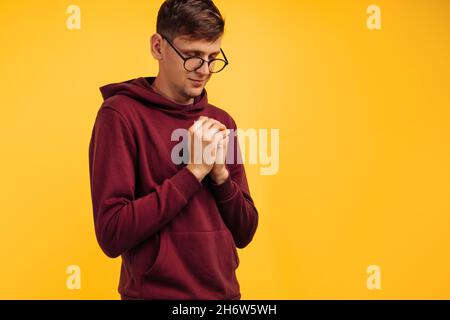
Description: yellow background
1,0,449,299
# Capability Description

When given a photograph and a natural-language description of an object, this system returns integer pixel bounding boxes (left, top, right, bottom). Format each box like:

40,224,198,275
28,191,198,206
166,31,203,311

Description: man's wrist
210,168,229,185
186,164,208,182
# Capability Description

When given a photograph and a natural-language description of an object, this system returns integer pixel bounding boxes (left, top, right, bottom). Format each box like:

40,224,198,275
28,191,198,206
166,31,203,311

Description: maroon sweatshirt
88,76,259,300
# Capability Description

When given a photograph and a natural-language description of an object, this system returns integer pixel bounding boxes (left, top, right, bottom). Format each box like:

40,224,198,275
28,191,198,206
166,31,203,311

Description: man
88,0,258,300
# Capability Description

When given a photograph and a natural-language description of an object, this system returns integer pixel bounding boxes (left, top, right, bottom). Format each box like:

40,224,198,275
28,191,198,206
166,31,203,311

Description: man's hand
209,128,230,185
186,116,229,182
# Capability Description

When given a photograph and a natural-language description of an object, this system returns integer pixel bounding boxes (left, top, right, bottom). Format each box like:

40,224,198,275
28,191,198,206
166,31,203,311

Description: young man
88,0,258,300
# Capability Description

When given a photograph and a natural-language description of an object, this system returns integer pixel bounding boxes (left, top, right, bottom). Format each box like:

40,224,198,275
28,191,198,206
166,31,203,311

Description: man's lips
189,78,205,84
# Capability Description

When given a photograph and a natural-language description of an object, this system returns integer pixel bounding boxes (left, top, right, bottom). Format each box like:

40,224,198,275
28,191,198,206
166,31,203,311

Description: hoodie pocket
141,228,240,299
126,231,167,278
142,231,167,278
231,237,240,268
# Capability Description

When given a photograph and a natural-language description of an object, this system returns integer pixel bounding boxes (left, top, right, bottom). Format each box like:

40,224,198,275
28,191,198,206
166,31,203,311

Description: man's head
151,0,226,103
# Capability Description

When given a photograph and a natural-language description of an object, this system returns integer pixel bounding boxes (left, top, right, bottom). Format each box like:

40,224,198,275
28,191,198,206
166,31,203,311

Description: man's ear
150,33,163,60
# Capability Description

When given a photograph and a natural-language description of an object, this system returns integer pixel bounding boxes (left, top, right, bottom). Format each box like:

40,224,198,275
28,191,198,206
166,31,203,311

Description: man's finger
192,117,208,132
205,123,225,140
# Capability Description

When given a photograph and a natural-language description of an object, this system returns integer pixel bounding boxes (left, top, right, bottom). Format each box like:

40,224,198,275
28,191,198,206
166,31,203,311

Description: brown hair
157,0,225,42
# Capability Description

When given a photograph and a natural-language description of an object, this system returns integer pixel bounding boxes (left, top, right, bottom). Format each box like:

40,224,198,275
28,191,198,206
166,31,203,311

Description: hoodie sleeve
207,118,259,249
89,107,202,258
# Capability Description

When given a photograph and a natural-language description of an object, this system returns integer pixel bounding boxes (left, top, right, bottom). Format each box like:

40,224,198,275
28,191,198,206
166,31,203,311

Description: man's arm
208,119,259,248
88,107,202,258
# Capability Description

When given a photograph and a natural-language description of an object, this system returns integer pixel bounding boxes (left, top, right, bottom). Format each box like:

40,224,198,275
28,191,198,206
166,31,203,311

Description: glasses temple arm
220,48,229,63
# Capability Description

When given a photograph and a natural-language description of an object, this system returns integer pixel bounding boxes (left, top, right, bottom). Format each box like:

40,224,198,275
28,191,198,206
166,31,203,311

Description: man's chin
185,86,204,98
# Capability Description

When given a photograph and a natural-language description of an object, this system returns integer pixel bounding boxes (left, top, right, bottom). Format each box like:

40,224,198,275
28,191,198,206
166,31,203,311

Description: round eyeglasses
161,35,229,73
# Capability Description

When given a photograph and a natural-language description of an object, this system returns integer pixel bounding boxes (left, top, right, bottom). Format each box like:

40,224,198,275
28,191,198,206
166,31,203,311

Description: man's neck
151,76,194,105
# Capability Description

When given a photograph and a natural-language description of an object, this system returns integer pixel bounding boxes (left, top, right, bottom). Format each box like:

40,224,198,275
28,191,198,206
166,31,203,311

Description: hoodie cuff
209,173,238,203
171,166,203,202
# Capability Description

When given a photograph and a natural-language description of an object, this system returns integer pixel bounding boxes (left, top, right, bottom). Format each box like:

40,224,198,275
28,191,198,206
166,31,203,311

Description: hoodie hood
99,76,209,116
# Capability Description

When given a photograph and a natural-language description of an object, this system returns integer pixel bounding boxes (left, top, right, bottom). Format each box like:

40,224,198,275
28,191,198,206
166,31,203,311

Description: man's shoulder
100,95,136,114
97,95,143,127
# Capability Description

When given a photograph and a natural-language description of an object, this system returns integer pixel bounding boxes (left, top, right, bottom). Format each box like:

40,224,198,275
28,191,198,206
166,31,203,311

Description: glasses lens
184,58,204,72
184,57,227,73
209,59,227,73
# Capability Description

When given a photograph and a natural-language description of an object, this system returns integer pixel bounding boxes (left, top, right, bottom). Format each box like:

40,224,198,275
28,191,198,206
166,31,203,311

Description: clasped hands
186,116,230,185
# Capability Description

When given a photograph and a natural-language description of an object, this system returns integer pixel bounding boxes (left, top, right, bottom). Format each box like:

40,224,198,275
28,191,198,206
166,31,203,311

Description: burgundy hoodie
88,76,258,300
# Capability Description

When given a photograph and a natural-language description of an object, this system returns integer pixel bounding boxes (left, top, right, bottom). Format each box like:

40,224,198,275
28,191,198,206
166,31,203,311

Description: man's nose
196,61,210,76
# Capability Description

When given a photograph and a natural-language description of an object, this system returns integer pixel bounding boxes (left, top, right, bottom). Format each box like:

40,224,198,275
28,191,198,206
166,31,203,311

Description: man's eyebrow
184,49,221,56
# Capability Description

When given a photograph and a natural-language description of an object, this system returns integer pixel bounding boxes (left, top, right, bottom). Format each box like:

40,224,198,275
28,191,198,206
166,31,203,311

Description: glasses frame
161,34,229,73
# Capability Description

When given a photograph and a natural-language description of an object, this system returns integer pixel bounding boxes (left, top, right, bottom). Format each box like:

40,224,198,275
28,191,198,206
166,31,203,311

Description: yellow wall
1,0,449,299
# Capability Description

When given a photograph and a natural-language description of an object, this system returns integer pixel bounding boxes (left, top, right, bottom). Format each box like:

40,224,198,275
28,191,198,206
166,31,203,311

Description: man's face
160,35,223,100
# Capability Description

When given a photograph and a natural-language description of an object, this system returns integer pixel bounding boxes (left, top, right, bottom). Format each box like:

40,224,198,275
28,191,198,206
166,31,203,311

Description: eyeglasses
161,34,229,73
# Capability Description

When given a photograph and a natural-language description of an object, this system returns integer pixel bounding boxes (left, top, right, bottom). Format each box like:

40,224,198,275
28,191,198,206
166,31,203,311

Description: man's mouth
189,78,205,84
